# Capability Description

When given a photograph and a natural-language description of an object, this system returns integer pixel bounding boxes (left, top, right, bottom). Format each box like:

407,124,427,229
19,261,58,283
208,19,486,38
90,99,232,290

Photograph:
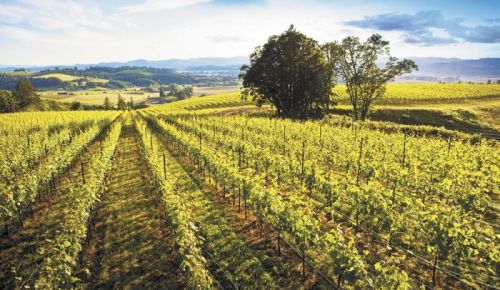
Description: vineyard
0,94,498,289
333,83,500,104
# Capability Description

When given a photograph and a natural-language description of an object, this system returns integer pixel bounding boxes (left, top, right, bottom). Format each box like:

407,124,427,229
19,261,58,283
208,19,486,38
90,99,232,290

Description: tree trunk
352,104,359,121
360,104,369,121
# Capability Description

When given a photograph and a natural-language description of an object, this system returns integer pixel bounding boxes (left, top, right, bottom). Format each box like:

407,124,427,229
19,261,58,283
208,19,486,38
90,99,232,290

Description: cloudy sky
0,0,499,65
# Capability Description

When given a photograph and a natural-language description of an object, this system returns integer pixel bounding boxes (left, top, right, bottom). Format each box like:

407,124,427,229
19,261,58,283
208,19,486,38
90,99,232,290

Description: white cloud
118,0,212,14
0,0,498,65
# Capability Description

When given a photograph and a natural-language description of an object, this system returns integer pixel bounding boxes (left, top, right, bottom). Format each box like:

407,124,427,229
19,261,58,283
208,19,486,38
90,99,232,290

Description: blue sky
0,0,499,65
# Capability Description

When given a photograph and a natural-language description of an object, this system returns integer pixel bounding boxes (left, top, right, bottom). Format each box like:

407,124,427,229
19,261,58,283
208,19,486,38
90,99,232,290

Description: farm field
193,85,241,96
333,83,500,105
38,83,500,106
40,88,151,105
33,73,109,84
0,91,498,289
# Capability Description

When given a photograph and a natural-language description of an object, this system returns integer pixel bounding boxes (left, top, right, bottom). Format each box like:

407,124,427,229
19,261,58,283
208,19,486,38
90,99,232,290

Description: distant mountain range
1,56,499,78
408,57,500,78
0,57,248,74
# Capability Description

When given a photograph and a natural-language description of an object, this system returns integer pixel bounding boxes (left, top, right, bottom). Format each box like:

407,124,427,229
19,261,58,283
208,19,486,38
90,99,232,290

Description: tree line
0,77,147,113
240,25,418,120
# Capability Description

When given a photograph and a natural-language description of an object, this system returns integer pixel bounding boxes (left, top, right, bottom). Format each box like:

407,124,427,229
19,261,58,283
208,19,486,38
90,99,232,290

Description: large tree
13,78,37,107
240,25,334,119
324,34,417,121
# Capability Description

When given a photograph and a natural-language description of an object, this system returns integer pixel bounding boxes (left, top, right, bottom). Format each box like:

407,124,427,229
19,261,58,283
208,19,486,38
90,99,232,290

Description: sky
0,0,499,65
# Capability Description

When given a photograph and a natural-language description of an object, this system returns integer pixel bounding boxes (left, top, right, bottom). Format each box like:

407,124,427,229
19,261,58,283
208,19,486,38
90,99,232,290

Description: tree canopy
13,78,37,107
240,25,334,119
324,34,418,121
0,89,17,113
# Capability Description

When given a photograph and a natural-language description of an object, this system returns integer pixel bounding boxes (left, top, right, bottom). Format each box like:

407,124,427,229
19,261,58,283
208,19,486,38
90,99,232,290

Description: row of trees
0,78,39,113
68,96,145,111
240,26,418,120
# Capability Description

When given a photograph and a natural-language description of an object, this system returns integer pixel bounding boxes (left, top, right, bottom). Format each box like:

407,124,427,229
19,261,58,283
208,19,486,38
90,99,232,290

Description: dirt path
85,123,183,289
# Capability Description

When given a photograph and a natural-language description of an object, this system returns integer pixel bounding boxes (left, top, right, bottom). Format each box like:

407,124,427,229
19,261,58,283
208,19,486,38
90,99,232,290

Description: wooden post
81,161,86,184
52,172,56,191
18,207,23,228
319,124,323,147
238,147,242,171
5,224,10,241
402,133,407,167
238,186,241,212
277,231,281,255
163,153,167,180
356,138,364,185
301,141,306,179
260,215,263,237
233,184,236,205
302,246,306,279
432,256,438,287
